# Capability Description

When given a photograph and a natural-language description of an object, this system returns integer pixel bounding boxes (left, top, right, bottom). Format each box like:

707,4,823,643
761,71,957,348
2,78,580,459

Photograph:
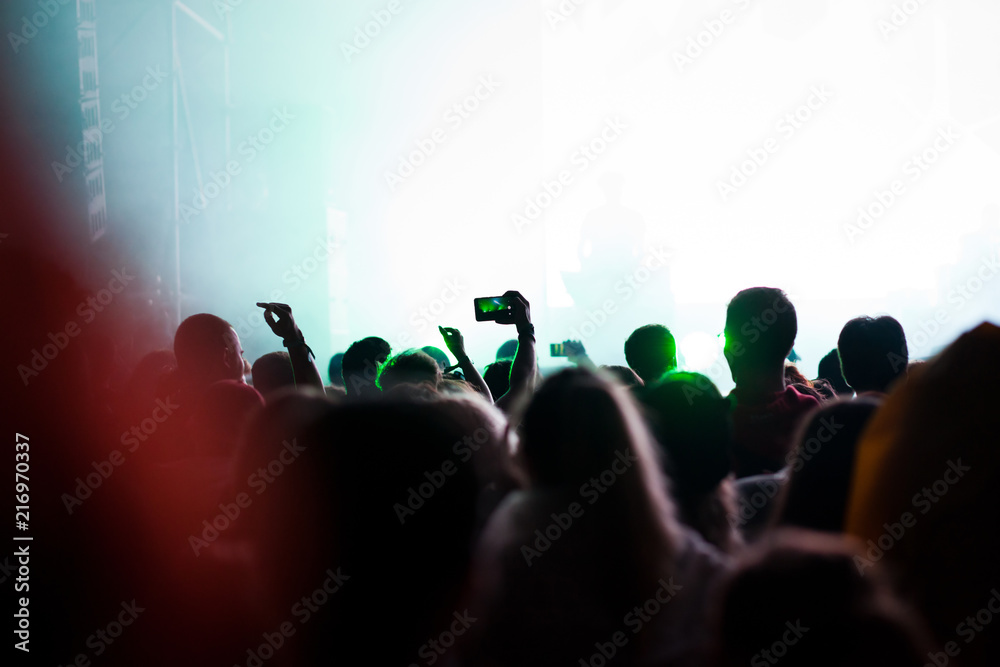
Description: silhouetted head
816,348,851,395
251,351,295,400
378,350,442,393
624,324,677,383
420,345,450,371
511,368,682,631
239,395,504,665
483,359,512,400
522,369,643,486
601,365,644,388
519,369,677,555
519,369,672,507
496,339,518,361
327,352,344,387
640,372,732,500
775,397,880,533
713,530,931,667
640,372,739,551
837,316,908,394
173,313,248,388
341,336,391,398
844,323,1000,664
724,287,796,383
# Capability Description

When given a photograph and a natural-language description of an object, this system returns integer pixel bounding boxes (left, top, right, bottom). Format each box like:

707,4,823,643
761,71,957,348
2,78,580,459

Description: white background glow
318,0,1000,390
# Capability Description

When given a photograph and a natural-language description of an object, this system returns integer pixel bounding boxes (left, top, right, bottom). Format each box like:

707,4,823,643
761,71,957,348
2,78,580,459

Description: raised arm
256,302,325,392
563,339,596,371
439,326,493,403
494,291,536,414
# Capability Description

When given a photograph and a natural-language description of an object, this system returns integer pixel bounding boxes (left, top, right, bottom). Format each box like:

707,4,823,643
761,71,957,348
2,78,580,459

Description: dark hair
775,397,880,532
516,369,682,635
378,350,442,392
327,352,345,387
713,530,933,667
483,359,512,400
519,370,674,528
724,287,796,366
496,339,518,361
641,372,732,498
817,348,851,395
810,378,838,401
238,396,495,664
601,365,643,388
420,346,450,371
252,351,295,399
837,316,908,393
624,324,677,383
467,369,683,665
640,372,738,550
341,337,391,397
173,313,235,372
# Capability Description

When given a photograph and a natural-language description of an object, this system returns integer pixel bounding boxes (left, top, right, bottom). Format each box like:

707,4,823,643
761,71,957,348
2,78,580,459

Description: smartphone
474,296,514,322
550,343,567,357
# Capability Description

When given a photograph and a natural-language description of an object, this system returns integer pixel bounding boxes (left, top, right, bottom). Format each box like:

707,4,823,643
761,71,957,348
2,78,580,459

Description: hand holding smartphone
474,296,516,323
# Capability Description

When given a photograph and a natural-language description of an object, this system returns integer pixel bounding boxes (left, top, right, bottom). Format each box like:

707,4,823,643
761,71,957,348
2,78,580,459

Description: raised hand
440,326,492,403
254,301,323,390
563,339,586,359
256,302,303,342
439,326,468,360
497,290,531,332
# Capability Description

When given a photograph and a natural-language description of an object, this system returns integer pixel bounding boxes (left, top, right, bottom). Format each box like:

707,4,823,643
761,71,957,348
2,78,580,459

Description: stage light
678,331,722,373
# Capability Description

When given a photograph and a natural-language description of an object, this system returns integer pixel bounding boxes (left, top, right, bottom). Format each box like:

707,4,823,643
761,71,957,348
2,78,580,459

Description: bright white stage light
678,331,723,373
